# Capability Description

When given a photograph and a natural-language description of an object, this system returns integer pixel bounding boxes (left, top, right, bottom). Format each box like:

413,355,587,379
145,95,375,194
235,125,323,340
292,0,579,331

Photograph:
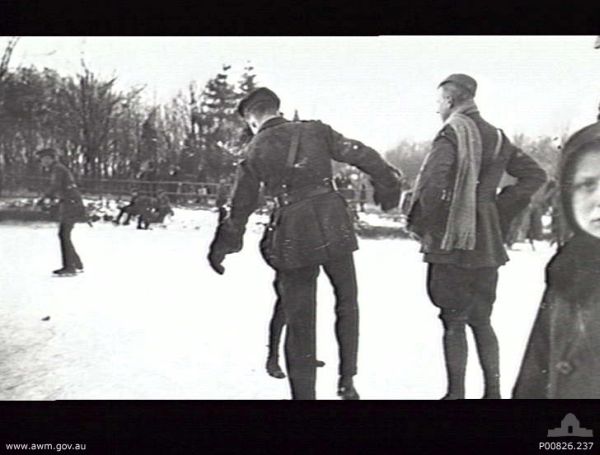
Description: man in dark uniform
155,190,174,223
135,193,155,230
36,148,86,276
208,87,403,400
114,189,140,225
407,74,547,399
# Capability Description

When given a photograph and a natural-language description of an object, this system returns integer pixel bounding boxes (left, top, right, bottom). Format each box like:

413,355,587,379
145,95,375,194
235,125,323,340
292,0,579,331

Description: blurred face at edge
571,148,600,239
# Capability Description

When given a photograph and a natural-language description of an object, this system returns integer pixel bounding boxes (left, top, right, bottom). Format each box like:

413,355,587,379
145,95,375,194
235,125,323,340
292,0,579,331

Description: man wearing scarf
408,74,546,399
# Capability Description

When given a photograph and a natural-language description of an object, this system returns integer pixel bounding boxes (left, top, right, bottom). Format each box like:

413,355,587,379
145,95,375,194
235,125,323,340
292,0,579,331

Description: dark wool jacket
210,117,402,270
408,112,547,268
513,235,600,398
44,162,86,223
513,121,600,398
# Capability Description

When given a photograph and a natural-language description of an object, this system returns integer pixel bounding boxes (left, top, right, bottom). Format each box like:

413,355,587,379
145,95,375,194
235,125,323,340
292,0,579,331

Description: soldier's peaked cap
35,147,57,158
237,87,280,116
439,74,477,97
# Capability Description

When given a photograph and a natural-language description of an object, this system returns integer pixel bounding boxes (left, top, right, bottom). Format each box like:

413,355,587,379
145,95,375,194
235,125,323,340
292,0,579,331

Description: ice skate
52,267,77,277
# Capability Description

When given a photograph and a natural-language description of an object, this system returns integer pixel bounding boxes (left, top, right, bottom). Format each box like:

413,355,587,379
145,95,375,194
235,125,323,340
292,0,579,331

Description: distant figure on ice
208,87,403,400
114,189,140,225
407,74,546,399
505,184,548,251
36,148,87,276
513,120,600,398
154,190,174,224
135,194,155,230
358,183,368,212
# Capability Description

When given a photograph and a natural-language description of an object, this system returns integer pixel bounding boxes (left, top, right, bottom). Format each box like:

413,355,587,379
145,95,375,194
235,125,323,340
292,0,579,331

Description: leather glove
372,182,402,211
372,167,403,211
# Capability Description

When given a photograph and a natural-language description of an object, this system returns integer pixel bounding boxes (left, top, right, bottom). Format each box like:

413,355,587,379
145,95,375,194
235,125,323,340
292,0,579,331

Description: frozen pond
0,212,554,399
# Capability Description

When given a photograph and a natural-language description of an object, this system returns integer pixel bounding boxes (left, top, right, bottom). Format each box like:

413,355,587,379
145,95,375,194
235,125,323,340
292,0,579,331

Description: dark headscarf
546,121,600,302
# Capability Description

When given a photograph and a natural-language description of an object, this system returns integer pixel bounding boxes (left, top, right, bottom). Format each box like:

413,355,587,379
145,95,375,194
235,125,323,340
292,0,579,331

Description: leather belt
276,181,334,207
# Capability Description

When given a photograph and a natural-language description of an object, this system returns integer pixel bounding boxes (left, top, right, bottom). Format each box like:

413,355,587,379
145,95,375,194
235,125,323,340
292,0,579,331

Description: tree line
0,39,560,198
0,39,258,191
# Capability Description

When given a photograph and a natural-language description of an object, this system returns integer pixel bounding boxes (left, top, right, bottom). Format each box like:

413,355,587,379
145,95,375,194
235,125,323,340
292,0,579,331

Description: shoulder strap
285,124,301,170
280,124,301,192
493,129,503,160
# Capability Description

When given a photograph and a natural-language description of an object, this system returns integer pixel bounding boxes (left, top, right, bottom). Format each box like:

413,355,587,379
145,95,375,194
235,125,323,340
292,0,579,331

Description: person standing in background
36,148,87,276
408,74,546,399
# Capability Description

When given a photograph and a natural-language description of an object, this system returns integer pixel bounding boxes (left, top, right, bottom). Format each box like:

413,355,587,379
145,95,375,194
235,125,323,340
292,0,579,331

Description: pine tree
197,65,240,181
238,62,257,96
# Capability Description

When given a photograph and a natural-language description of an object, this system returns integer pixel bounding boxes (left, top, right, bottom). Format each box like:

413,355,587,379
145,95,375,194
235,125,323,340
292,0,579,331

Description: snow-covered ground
0,210,555,400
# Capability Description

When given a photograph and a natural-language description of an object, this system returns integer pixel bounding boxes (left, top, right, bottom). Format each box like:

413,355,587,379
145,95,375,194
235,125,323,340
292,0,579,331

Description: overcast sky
7,36,600,151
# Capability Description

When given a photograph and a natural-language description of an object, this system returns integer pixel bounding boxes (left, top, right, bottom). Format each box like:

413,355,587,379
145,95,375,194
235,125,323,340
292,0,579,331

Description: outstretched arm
327,125,403,210
208,159,260,274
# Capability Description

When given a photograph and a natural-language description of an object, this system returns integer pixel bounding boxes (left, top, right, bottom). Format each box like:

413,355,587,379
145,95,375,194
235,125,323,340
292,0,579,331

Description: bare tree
0,37,19,84
60,65,143,178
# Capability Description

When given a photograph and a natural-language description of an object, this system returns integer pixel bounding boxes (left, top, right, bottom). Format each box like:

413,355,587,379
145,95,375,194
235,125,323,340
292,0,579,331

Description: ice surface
0,211,554,400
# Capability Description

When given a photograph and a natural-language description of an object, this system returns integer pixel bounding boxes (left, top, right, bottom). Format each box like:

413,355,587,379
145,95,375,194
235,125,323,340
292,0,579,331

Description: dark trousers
116,205,134,224
58,221,83,270
426,263,500,398
276,253,359,400
268,294,286,361
426,264,498,324
137,215,150,229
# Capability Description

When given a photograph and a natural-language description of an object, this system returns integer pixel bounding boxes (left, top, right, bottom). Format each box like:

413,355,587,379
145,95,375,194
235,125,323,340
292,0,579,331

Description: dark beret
237,87,280,117
439,73,477,97
35,148,58,159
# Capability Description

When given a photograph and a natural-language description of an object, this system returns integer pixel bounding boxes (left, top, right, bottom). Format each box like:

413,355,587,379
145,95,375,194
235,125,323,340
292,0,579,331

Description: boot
482,374,501,399
441,393,464,400
337,376,360,400
53,267,77,276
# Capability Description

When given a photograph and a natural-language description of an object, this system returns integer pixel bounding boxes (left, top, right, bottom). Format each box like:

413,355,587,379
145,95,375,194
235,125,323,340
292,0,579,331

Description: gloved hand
371,167,403,211
372,182,402,211
208,248,226,275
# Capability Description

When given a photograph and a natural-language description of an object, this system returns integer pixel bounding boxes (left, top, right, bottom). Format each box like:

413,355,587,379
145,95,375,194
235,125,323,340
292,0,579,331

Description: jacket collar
258,116,288,133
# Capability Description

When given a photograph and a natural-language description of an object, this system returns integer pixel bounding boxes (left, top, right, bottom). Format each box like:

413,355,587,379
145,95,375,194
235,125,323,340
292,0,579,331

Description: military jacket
408,113,546,268
513,237,600,398
212,117,402,269
44,162,86,223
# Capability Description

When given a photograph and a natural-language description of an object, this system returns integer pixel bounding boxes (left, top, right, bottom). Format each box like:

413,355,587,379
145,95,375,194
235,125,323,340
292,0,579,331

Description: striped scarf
439,100,482,250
